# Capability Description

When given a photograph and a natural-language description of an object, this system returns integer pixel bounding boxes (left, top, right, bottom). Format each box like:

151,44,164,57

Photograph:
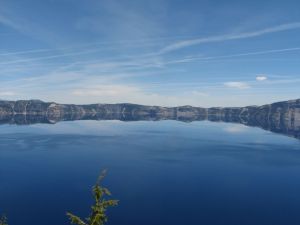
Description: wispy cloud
256,75,268,81
0,0,299,107
72,85,140,97
164,47,300,65
160,22,300,54
0,6,56,43
0,91,16,97
0,49,106,65
224,82,251,89
190,90,210,97
0,11,23,32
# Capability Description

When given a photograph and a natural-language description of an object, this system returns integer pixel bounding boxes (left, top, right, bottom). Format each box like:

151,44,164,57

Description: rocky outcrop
0,99,299,139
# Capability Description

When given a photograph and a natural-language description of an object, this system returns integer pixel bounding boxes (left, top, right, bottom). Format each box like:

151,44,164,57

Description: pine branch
67,170,118,225
0,215,8,225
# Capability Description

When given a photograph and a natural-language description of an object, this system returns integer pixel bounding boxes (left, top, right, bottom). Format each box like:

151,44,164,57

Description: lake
1,120,300,225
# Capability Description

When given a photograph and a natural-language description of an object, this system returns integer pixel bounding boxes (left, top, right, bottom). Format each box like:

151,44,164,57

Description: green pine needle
67,170,119,225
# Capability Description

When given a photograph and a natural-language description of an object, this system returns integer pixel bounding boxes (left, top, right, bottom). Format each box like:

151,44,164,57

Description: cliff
0,99,299,139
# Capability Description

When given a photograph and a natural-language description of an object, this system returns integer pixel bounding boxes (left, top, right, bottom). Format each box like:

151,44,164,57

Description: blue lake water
1,120,300,225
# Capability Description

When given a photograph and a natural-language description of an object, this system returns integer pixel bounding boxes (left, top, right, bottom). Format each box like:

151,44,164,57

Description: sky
0,0,300,107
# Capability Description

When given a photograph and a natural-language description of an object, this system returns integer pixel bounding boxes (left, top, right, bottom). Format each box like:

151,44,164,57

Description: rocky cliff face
0,99,299,139
0,100,209,122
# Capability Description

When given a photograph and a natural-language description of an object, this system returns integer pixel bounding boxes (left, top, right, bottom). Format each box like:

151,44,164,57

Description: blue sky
0,0,299,107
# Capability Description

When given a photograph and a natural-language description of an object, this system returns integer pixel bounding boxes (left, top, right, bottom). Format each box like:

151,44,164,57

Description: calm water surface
1,120,300,225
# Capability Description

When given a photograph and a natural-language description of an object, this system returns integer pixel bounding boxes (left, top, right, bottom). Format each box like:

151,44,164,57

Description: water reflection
0,110,299,140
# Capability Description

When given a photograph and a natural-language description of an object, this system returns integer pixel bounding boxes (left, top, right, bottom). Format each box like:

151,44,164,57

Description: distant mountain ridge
0,99,299,139
0,98,299,115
